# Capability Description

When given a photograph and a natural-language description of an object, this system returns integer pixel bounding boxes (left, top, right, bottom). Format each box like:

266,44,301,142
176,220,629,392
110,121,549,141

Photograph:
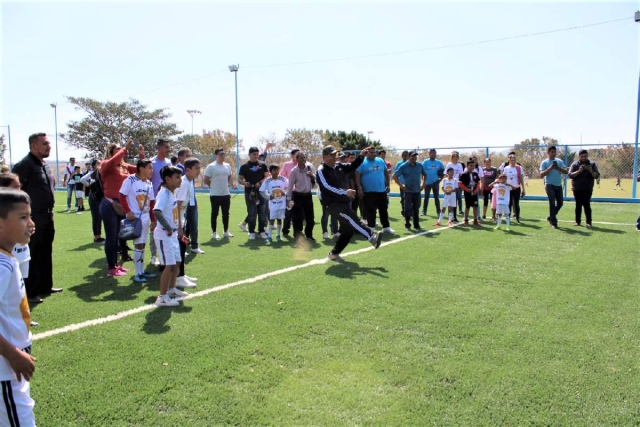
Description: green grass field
30,192,639,426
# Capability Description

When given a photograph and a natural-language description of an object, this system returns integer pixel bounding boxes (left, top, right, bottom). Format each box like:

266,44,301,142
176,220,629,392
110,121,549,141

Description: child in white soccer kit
175,158,201,289
259,165,289,243
490,174,515,230
0,188,38,427
437,168,458,227
119,160,157,283
153,166,188,307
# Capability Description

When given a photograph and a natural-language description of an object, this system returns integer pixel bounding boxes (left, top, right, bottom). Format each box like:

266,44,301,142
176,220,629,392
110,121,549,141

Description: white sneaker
150,256,159,266
64,208,70,213
249,233,256,240
168,287,189,298
223,231,234,238
176,276,197,289
184,275,198,282
382,227,395,234
212,232,220,240
259,232,268,239
155,295,179,307
322,232,330,239
76,211,82,215
238,222,248,232
191,247,205,254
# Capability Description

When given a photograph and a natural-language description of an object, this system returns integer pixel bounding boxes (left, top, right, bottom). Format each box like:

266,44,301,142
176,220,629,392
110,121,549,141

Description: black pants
573,189,593,225
292,192,315,238
210,195,231,233
282,207,292,234
328,202,373,255
179,231,187,277
508,187,522,220
403,192,421,227
422,182,441,215
88,195,103,237
399,189,405,216
185,204,198,248
26,212,55,297
321,204,338,234
364,192,390,228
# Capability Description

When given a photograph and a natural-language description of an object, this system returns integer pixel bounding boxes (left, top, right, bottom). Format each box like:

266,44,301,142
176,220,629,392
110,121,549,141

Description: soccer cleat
447,221,453,227
133,274,147,283
370,232,383,249
249,233,256,240
143,272,157,279
322,232,330,239
259,232,268,239
168,287,189,298
191,247,205,254
223,231,234,238
382,227,395,234
238,222,248,232
117,265,130,273
212,232,221,240
266,237,272,243
433,221,441,227
176,276,197,289
30,321,39,327
107,268,127,277
328,252,344,262
150,256,160,266
155,295,179,307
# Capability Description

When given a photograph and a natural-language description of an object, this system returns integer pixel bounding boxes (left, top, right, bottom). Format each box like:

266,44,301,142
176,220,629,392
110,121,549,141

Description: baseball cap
322,145,339,156
408,151,418,157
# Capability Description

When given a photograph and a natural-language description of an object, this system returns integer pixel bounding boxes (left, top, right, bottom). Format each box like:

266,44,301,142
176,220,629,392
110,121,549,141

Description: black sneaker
405,223,411,231
328,252,344,262
370,232,383,249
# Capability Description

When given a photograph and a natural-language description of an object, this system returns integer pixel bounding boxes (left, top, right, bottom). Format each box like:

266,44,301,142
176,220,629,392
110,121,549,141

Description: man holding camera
540,145,568,229
239,147,270,240
568,149,600,228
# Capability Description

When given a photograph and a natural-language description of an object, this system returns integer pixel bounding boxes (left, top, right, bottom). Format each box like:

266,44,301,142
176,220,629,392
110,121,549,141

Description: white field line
552,219,636,226
32,224,458,341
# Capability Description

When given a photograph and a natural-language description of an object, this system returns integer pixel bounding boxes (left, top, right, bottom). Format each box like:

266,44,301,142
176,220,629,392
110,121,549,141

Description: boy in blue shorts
0,188,38,426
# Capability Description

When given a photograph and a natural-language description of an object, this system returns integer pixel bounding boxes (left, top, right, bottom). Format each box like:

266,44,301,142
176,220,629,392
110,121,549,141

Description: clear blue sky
1,0,639,164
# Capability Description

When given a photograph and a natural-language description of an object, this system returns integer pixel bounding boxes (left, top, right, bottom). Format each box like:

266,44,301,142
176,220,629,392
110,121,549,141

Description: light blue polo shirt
394,160,407,184
540,158,566,186
356,157,387,192
395,162,426,193
422,159,445,185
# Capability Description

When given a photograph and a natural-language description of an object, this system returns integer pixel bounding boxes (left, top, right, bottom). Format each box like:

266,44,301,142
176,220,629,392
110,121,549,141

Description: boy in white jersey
119,160,157,283
175,158,201,289
259,165,289,243
0,173,39,328
0,188,37,426
489,174,515,230
153,166,188,307
437,168,458,227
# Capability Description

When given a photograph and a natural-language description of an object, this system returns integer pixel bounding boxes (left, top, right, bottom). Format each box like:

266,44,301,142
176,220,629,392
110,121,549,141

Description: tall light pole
0,125,10,167
632,10,640,198
367,130,374,141
50,103,60,187
229,64,240,188
186,109,202,135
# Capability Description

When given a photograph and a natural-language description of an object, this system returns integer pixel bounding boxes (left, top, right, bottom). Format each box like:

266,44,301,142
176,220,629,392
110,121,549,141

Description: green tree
0,134,6,167
323,130,384,151
61,97,182,158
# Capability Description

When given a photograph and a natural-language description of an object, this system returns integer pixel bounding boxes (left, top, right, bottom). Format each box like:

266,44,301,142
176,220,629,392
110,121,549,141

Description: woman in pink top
99,140,145,276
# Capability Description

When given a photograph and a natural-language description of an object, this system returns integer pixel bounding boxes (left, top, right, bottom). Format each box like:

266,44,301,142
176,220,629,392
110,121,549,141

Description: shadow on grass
238,240,264,250
69,241,105,252
558,227,591,236
589,226,626,234
202,238,232,248
515,219,542,230
141,304,193,334
325,261,389,279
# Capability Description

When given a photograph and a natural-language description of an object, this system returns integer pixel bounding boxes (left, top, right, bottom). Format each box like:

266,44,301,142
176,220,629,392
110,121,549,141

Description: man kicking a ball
317,146,382,262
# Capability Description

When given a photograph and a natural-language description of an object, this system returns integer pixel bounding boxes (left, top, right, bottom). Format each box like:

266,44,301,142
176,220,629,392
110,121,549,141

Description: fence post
564,145,569,198
485,146,489,159
632,70,639,198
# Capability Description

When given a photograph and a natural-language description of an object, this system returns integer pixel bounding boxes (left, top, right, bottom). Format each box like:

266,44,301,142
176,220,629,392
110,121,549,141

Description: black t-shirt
72,173,84,192
239,161,268,191
459,171,480,191
482,167,498,187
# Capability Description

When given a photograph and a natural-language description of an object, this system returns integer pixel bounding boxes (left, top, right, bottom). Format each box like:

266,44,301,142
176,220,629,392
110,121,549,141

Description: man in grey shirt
203,148,234,239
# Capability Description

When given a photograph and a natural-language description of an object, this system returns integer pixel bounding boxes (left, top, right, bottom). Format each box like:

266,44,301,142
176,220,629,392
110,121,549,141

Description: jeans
509,187,522,220
292,192,315,238
455,188,463,215
245,191,267,233
66,185,76,209
321,204,338,234
403,192,421,227
26,212,55,297
422,182,441,215
573,189,592,225
210,195,231,232
100,198,123,269
363,192,390,228
185,204,199,248
88,195,103,237
545,184,564,226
